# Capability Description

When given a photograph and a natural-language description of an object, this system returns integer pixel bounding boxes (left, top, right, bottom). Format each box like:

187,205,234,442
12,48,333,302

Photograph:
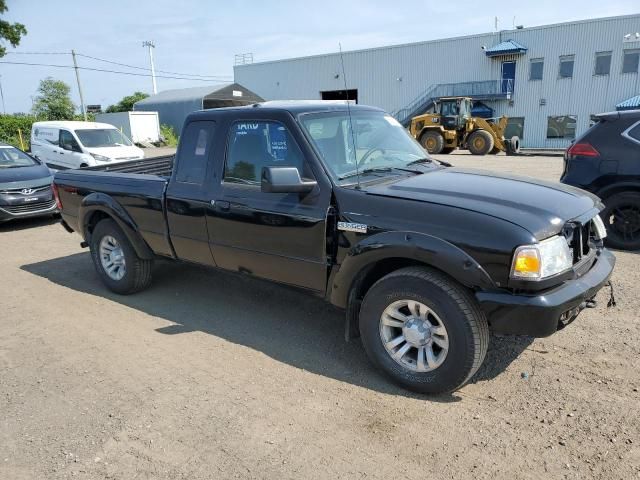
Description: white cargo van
31,121,144,169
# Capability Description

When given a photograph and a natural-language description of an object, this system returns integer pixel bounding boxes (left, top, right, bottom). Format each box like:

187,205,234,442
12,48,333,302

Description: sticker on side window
194,129,208,156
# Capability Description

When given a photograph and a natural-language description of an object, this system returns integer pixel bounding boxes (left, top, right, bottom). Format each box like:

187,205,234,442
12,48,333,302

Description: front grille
0,199,56,214
563,218,598,265
0,184,51,195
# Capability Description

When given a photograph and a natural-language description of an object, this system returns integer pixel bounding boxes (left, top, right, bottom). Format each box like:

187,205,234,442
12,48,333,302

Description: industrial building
134,83,263,134
234,14,640,148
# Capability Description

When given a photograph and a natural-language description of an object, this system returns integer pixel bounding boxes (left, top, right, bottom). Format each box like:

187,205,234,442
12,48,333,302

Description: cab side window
224,121,306,185
175,121,215,184
59,130,79,151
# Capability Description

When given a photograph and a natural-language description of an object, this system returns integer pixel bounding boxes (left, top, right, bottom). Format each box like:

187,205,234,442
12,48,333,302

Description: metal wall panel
235,15,640,148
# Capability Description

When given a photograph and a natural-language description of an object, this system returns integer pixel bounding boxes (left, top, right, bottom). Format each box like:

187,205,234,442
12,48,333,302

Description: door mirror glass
62,142,81,153
261,166,317,194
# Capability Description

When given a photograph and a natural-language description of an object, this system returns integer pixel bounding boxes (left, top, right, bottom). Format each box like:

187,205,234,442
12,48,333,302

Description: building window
529,59,543,80
559,55,575,78
594,51,612,75
505,117,525,139
547,115,577,139
622,49,640,74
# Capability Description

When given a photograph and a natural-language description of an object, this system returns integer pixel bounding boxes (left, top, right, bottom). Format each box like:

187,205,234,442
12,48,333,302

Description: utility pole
142,41,157,94
0,75,6,114
71,49,87,121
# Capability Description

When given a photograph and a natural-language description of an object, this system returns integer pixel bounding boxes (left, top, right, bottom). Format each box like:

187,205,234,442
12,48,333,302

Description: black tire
441,147,456,154
467,130,494,155
600,192,640,250
90,219,153,294
359,266,489,394
420,131,444,154
506,136,521,156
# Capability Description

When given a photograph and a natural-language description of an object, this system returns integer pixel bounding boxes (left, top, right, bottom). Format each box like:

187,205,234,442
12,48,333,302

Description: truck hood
0,164,53,190
364,168,601,239
85,145,144,161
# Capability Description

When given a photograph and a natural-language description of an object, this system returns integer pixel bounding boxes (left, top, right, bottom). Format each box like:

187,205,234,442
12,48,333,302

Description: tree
32,77,76,120
0,0,27,57
106,91,149,113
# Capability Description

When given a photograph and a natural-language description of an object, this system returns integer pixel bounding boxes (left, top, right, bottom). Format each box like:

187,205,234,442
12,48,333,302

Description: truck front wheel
420,131,444,154
467,130,494,155
359,266,489,394
90,219,153,294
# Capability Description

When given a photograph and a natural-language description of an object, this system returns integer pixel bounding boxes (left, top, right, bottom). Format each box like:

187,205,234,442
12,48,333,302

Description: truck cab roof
187,100,384,119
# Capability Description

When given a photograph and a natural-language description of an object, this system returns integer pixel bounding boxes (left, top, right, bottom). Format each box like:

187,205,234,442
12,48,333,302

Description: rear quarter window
623,121,640,146
174,121,216,184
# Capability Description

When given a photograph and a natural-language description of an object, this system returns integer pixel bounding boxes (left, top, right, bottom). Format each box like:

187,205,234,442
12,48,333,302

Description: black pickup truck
54,101,615,394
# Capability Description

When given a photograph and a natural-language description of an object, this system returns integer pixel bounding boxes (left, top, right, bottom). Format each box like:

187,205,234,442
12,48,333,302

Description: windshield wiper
338,167,394,180
407,157,452,168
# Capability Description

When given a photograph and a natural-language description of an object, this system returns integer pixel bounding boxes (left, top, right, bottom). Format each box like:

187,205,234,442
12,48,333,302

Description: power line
0,60,231,82
76,53,229,79
5,50,232,80
4,51,69,55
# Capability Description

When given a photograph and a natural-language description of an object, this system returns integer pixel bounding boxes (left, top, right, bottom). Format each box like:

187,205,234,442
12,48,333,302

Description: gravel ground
1,153,639,479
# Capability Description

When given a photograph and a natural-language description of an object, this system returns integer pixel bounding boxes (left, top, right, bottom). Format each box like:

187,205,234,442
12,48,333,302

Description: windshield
299,111,430,183
75,129,133,148
0,146,38,168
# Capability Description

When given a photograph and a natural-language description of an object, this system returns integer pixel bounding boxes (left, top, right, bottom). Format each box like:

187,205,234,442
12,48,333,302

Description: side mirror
261,166,317,194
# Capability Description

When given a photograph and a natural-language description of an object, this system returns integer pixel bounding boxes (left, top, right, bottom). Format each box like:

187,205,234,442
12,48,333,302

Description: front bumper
0,200,58,222
476,249,616,337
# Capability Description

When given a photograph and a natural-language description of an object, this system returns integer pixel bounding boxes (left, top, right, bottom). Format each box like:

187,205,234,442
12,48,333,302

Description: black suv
561,109,640,250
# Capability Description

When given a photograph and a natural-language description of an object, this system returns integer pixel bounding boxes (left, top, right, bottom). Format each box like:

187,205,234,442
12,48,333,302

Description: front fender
79,192,155,260
329,231,495,308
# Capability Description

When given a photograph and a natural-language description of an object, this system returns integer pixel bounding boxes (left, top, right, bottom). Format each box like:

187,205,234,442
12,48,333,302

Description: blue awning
485,39,528,57
616,94,640,111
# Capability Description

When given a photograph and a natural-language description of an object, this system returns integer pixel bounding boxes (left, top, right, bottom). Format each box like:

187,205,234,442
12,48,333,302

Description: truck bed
54,156,174,257
85,155,174,177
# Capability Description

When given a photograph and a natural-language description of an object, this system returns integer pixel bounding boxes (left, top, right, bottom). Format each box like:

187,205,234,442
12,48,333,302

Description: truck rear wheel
90,219,153,294
359,266,489,394
467,130,494,155
420,131,444,154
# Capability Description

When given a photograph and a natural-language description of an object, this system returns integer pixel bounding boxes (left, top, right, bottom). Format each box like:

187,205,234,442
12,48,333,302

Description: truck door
206,115,331,292
165,120,217,266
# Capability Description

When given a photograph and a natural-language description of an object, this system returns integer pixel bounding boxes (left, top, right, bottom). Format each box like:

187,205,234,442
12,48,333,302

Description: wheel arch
418,126,445,139
596,183,640,201
329,231,495,340
79,193,155,260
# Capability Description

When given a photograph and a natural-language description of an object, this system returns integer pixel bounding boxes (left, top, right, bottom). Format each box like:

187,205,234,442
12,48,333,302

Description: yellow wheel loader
409,97,520,155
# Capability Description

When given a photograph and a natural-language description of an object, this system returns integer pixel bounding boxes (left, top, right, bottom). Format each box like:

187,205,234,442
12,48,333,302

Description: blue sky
1,0,638,113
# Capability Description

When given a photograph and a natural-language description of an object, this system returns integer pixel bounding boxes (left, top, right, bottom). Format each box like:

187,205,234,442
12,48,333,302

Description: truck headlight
511,235,573,280
90,153,111,162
